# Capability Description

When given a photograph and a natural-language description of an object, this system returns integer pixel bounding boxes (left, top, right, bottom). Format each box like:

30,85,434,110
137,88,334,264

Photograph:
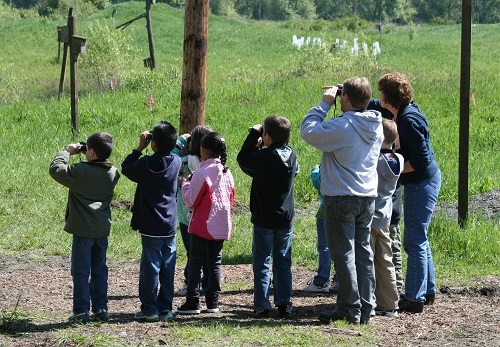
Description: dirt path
0,254,499,347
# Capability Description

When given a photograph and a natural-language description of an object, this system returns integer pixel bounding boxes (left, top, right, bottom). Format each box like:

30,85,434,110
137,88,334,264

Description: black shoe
424,293,435,305
177,298,201,315
206,297,219,313
398,299,424,313
253,307,271,318
318,309,359,325
400,293,435,306
277,303,293,319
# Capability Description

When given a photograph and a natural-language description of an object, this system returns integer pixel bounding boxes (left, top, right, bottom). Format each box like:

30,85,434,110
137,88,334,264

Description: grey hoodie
300,100,383,197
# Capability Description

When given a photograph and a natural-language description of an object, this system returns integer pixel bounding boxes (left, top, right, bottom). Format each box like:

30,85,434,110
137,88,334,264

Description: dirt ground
0,254,499,347
1,190,499,346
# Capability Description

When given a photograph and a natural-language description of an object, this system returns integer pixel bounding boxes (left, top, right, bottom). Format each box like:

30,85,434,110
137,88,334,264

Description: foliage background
2,0,500,23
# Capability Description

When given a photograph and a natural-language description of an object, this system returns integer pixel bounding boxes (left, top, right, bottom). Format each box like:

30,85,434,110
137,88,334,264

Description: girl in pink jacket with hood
177,132,235,315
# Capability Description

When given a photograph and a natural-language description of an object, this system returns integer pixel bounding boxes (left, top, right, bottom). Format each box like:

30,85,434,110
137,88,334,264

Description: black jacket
237,129,299,229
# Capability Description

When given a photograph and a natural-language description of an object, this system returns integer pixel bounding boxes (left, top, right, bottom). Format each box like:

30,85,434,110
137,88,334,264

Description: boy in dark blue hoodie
122,121,181,322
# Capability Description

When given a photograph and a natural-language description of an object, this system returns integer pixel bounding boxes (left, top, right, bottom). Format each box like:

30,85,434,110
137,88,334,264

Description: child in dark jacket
177,132,235,314
237,116,299,319
49,132,120,324
121,121,181,322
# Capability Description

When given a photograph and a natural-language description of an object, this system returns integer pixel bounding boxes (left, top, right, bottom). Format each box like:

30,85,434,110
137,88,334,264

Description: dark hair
86,132,114,159
382,118,398,145
263,116,291,146
152,121,177,153
377,72,414,109
189,125,212,157
200,132,229,173
342,76,372,110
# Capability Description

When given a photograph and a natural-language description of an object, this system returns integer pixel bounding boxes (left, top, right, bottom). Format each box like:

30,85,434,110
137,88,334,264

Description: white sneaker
176,283,188,296
303,280,329,293
375,308,399,317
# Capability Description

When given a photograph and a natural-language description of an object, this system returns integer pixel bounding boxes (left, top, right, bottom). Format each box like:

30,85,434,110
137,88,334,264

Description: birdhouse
58,26,69,43
72,35,87,54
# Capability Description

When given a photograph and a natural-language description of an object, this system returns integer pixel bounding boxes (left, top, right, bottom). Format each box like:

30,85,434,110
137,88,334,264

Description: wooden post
69,11,79,134
145,0,156,70
458,0,472,227
179,0,209,134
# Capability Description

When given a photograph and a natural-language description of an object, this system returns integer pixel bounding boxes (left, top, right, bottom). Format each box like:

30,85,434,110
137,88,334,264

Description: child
171,125,212,296
121,121,181,322
371,119,404,317
237,116,299,319
177,132,235,314
302,165,338,293
49,132,120,323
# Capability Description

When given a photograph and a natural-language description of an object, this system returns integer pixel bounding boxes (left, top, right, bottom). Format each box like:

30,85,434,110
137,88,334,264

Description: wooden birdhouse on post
57,7,87,134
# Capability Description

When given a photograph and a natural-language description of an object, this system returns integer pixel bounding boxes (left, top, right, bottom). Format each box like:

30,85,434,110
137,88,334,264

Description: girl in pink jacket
177,132,235,315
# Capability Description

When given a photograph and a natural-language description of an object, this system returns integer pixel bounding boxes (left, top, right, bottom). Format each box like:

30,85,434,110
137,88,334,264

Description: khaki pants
370,227,399,310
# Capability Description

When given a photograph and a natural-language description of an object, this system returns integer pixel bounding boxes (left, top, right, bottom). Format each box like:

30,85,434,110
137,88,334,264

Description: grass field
0,2,499,345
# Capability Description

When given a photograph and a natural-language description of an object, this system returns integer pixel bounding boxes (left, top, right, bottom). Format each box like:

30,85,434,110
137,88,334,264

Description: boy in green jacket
49,132,120,323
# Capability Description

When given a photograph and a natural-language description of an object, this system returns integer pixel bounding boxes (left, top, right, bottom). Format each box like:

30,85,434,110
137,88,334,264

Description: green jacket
49,151,120,238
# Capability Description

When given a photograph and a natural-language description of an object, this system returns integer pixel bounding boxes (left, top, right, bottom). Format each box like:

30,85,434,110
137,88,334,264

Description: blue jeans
402,169,441,303
313,218,333,286
324,196,375,323
252,225,293,310
139,235,176,314
71,235,108,314
186,234,224,301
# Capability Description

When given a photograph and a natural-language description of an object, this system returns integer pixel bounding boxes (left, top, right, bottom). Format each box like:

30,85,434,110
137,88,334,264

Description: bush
78,21,135,93
36,0,111,19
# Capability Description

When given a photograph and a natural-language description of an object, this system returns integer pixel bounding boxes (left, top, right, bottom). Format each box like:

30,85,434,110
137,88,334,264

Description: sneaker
90,309,109,322
177,299,201,315
424,293,435,305
277,303,293,319
330,278,339,294
400,292,436,305
253,307,271,318
375,308,399,317
159,310,174,322
68,311,90,324
318,309,359,325
134,310,160,322
176,283,188,296
398,299,424,313
206,298,219,313
302,280,329,293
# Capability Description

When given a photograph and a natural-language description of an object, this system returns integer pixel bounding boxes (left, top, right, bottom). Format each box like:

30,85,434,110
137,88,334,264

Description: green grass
0,3,499,346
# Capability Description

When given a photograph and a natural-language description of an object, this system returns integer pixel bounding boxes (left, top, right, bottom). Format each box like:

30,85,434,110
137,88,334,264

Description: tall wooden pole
179,0,209,134
458,0,472,227
145,0,156,69
69,9,79,134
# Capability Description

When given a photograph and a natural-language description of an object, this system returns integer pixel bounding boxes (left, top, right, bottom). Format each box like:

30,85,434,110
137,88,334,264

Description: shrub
78,21,135,93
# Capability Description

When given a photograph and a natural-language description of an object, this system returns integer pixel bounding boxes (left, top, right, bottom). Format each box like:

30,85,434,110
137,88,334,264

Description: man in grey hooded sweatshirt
300,77,383,325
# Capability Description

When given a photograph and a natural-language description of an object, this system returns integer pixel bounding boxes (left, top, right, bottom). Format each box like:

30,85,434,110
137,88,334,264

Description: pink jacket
181,158,235,240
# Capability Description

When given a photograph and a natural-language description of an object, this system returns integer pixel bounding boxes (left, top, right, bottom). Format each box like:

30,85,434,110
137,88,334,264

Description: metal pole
458,0,472,227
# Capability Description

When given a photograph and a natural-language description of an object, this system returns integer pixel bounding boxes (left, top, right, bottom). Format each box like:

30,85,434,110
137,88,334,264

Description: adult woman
372,73,441,313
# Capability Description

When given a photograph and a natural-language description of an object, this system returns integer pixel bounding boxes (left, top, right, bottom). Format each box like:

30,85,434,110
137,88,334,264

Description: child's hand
137,131,150,152
65,144,80,155
181,133,191,141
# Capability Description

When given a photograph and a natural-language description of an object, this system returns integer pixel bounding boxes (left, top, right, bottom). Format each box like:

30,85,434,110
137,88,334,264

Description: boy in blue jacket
122,121,181,322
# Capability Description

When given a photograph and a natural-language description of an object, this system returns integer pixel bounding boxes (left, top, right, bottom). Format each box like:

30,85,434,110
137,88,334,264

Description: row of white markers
292,35,381,56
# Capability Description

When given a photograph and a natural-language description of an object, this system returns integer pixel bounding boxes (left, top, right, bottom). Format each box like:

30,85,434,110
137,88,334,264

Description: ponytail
201,132,229,173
